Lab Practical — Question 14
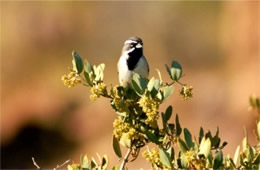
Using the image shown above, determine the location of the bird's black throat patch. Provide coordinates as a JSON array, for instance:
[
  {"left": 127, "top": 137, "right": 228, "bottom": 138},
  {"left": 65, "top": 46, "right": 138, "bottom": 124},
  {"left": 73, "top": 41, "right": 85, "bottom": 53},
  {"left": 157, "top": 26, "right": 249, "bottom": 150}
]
[{"left": 127, "top": 48, "right": 143, "bottom": 71}]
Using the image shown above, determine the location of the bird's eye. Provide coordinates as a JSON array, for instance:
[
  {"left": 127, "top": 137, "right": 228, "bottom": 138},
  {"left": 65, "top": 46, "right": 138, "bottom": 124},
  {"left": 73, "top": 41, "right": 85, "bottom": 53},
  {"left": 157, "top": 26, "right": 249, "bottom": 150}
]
[{"left": 130, "top": 43, "right": 136, "bottom": 47}]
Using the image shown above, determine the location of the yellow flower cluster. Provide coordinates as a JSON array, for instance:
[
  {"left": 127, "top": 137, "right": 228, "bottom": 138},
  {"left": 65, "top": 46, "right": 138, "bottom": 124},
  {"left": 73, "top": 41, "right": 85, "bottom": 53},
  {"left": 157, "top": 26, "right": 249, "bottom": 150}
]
[
  {"left": 113, "top": 119, "right": 145, "bottom": 143},
  {"left": 143, "top": 148, "right": 170, "bottom": 169},
  {"left": 110, "top": 86, "right": 132, "bottom": 113},
  {"left": 146, "top": 111, "right": 159, "bottom": 127},
  {"left": 113, "top": 119, "right": 131, "bottom": 139},
  {"left": 185, "top": 150, "right": 206, "bottom": 169},
  {"left": 180, "top": 84, "right": 193, "bottom": 100},
  {"left": 143, "top": 148, "right": 161, "bottom": 166},
  {"left": 127, "top": 127, "right": 145, "bottom": 142},
  {"left": 61, "top": 71, "right": 81, "bottom": 88},
  {"left": 112, "top": 97, "right": 130, "bottom": 113},
  {"left": 138, "top": 95, "right": 160, "bottom": 126},
  {"left": 67, "top": 164, "right": 81, "bottom": 170},
  {"left": 90, "top": 82, "right": 107, "bottom": 101},
  {"left": 185, "top": 150, "right": 196, "bottom": 163}
]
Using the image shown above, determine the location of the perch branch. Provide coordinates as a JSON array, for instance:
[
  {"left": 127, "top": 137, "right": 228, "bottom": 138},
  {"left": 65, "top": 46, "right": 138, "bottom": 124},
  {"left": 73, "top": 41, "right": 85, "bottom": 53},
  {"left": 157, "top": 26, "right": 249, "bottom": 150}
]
[{"left": 120, "top": 148, "right": 132, "bottom": 170}]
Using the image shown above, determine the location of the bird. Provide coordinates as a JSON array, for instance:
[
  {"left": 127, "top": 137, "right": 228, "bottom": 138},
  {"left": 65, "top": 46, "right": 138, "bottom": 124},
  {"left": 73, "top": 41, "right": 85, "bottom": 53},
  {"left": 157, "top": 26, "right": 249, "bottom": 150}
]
[{"left": 117, "top": 36, "right": 149, "bottom": 86}]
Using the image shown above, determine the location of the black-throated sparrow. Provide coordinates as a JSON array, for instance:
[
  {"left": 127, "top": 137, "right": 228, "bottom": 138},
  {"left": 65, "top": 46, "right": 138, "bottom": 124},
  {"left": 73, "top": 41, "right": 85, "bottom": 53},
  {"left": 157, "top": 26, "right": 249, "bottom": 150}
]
[{"left": 117, "top": 36, "right": 149, "bottom": 86}]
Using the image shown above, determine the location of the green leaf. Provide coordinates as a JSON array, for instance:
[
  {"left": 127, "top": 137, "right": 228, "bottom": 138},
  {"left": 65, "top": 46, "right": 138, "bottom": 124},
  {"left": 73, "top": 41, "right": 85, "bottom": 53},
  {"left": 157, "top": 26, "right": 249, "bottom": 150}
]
[
  {"left": 233, "top": 146, "right": 240, "bottom": 165},
  {"left": 96, "top": 153, "right": 102, "bottom": 164},
  {"left": 119, "top": 133, "right": 131, "bottom": 148},
  {"left": 168, "top": 123, "right": 175, "bottom": 133},
  {"left": 72, "top": 50, "right": 84, "bottom": 74},
  {"left": 170, "top": 61, "right": 182, "bottom": 81},
  {"left": 253, "top": 153, "right": 260, "bottom": 164},
  {"left": 165, "top": 106, "right": 172, "bottom": 122},
  {"left": 199, "top": 137, "right": 211, "bottom": 158},
  {"left": 145, "top": 131, "right": 160, "bottom": 144},
  {"left": 175, "top": 114, "right": 182, "bottom": 136},
  {"left": 90, "top": 159, "right": 97, "bottom": 169},
  {"left": 177, "top": 153, "right": 182, "bottom": 168},
  {"left": 132, "top": 73, "right": 148, "bottom": 95},
  {"left": 81, "top": 154, "right": 89, "bottom": 169},
  {"left": 159, "top": 148, "right": 173, "bottom": 168},
  {"left": 94, "top": 63, "right": 105, "bottom": 82},
  {"left": 147, "top": 77, "right": 160, "bottom": 97},
  {"left": 212, "top": 128, "right": 220, "bottom": 148},
  {"left": 205, "top": 131, "right": 212, "bottom": 139},
  {"left": 180, "top": 152, "right": 188, "bottom": 168},
  {"left": 255, "top": 97, "right": 260, "bottom": 106},
  {"left": 101, "top": 155, "right": 108, "bottom": 169},
  {"left": 199, "top": 127, "right": 204, "bottom": 144},
  {"left": 211, "top": 137, "right": 220, "bottom": 149},
  {"left": 113, "top": 136, "right": 122, "bottom": 158},
  {"left": 157, "top": 91, "right": 163, "bottom": 101},
  {"left": 147, "top": 77, "right": 155, "bottom": 91},
  {"left": 184, "top": 128, "right": 194, "bottom": 149},
  {"left": 250, "top": 95, "right": 260, "bottom": 113},
  {"left": 165, "top": 64, "right": 172, "bottom": 78},
  {"left": 152, "top": 79, "right": 160, "bottom": 91},
  {"left": 208, "top": 154, "right": 213, "bottom": 166},
  {"left": 213, "top": 150, "right": 223, "bottom": 169},
  {"left": 126, "top": 88, "right": 138, "bottom": 100},
  {"left": 161, "top": 112, "right": 168, "bottom": 133},
  {"left": 84, "top": 60, "right": 92, "bottom": 73},
  {"left": 249, "top": 95, "right": 255, "bottom": 107},
  {"left": 111, "top": 166, "right": 120, "bottom": 170},
  {"left": 212, "top": 138, "right": 220, "bottom": 149},
  {"left": 177, "top": 138, "right": 189, "bottom": 153},
  {"left": 162, "top": 85, "right": 174, "bottom": 102},
  {"left": 247, "top": 146, "right": 254, "bottom": 162},
  {"left": 256, "top": 98, "right": 260, "bottom": 112},
  {"left": 257, "top": 121, "right": 260, "bottom": 141},
  {"left": 242, "top": 136, "right": 248, "bottom": 152},
  {"left": 221, "top": 141, "right": 228, "bottom": 148},
  {"left": 155, "top": 68, "right": 163, "bottom": 84},
  {"left": 84, "top": 72, "right": 93, "bottom": 86},
  {"left": 228, "top": 157, "right": 237, "bottom": 169},
  {"left": 167, "top": 147, "right": 175, "bottom": 161}
]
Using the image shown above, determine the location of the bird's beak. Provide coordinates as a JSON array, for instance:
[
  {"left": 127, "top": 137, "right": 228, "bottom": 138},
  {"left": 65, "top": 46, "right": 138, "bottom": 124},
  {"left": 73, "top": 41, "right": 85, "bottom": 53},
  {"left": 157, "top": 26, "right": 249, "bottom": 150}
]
[{"left": 136, "top": 43, "right": 142, "bottom": 48}]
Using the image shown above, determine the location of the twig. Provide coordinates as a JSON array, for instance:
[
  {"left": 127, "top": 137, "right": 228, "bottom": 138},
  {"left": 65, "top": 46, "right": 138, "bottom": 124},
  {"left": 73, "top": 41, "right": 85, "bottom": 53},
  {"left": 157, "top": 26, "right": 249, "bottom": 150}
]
[
  {"left": 54, "top": 159, "right": 71, "bottom": 170},
  {"left": 32, "top": 157, "right": 41, "bottom": 169},
  {"left": 32, "top": 157, "right": 70, "bottom": 170},
  {"left": 82, "top": 82, "right": 90, "bottom": 87},
  {"left": 175, "top": 80, "right": 185, "bottom": 86},
  {"left": 102, "top": 93, "right": 113, "bottom": 99},
  {"left": 129, "top": 148, "right": 140, "bottom": 162},
  {"left": 166, "top": 81, "right": 176, "bottom": 86},
  {"left": 120, "top": 148, "right": 132, "bottom": 170}
]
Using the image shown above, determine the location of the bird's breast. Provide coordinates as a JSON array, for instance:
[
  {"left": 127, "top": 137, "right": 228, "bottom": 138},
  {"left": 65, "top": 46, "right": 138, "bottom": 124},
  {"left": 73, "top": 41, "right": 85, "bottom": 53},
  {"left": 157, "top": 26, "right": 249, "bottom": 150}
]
[
  {"left": 127, "top": 48, "right": 143, "bottom": 70},
  {"left": 133, "top": 56, "right": 149, "bottom": 78}
]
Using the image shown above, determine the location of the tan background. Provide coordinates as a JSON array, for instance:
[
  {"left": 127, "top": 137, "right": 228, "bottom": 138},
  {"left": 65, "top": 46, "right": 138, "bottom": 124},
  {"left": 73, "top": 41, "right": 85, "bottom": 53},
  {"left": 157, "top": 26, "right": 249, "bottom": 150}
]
[{"left": 1, "top": 1, "right": 259, "bottom": 169}]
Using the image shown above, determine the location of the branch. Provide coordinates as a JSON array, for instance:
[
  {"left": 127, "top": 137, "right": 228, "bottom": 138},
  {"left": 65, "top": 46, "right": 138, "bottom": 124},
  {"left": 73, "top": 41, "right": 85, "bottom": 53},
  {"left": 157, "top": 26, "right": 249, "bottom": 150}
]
[
  {"left": 32, "top": 157, "right": 70, "bottom": 170},
  {"left": 32, "top": 157, "right": 40, "bottom": 169},
  {"left": 120, "top": 148, "right": 132, "bottom": 170},
  {"left": 53, "top": 159, "right": 71, "bottom": 170}
]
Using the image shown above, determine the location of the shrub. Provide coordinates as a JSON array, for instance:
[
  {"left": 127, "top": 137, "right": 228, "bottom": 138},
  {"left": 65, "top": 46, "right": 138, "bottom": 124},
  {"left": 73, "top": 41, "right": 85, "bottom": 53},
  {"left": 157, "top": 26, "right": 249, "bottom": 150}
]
[{"left": 58, "top": 51, "right": 260, "bottom": 170}]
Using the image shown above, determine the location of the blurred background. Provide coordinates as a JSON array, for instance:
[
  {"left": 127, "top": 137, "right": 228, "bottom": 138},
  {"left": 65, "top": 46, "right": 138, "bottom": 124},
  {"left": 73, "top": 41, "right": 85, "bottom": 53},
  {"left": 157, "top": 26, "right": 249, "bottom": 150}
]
[{"left": 1, "top": 1, "right": 259, "bottom": 169}]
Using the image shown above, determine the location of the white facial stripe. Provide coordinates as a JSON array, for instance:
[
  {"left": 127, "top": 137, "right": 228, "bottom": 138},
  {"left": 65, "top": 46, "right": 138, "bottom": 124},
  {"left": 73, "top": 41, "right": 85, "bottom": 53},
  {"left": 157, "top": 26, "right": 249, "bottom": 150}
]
[
  {"left": 124, "top": 40, "right": 137, "bottom": 45},
  {"left": 135, "top": 43, "right": 142, "bottom": 48},
  {"left": 125, "top": 47, "right": 135, "bottom": 53}
]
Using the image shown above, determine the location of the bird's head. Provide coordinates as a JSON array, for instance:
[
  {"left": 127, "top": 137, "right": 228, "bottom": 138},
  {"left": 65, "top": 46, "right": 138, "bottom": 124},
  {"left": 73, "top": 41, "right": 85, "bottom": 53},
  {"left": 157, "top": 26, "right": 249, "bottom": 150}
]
[{"left": 122, "top": 36, "right": 143, "bottom": 55}]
